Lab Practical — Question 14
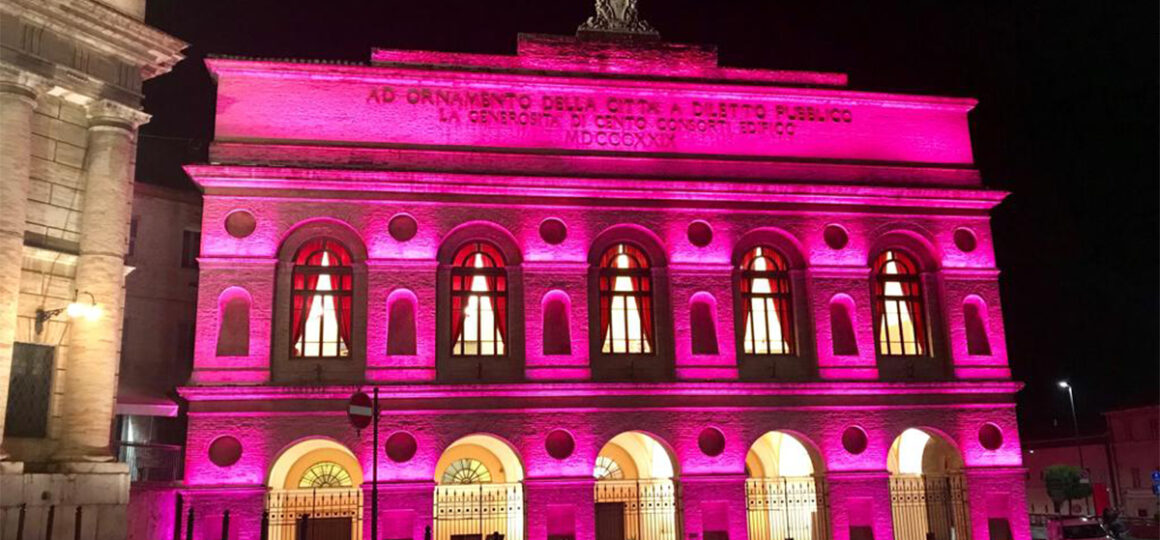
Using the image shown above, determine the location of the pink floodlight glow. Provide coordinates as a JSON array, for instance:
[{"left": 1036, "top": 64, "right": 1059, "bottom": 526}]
[{"left": 153, "top": 27, "right": 1032, "bottom": 540}]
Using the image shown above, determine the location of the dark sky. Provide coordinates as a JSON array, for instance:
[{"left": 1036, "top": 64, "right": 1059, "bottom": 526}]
[{"left": 137, "top": 1, "right": 1159, "bottom": 440}]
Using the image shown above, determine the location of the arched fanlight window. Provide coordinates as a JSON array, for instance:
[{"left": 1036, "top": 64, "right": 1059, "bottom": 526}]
[
  {"left": 739, "top": 246, "right": 795, "bottom": 355},
  {"left": 594, "top": 456, "right": 624, "bottom": 481},
  {"left": 441, "top": 458, "right": 492, "bottom": 485},
  {"left": 298, "top": 461, "right": 353, "bottom": 489},
  {"left": 873, "top": 250, "right": 928, "bottom": 356},
  {"left": 291, "top": 238, "right": 353, "bottom": 358},
  {"left": 598, "top": 243, "right": 653, "bottom": 354},
  {"left": 450, "top": 242, "right": 507, "bottom": 356}
]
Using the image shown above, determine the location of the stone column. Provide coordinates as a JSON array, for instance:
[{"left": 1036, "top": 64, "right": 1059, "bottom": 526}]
[
  {"left": 54, "top": 100, "right": 148, "bottom": 463},
  {"left": 0, "top": 70, "right": 42, "bottom": 461}
]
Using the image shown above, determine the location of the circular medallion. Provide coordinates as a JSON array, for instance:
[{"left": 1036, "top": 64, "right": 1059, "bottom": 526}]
[
  {"left": 953, "top": 228, "right": 978, "bottom": 253},
  {"left": 687, "top": 221, "right": 713, "bottom": 247},
  {"left": 697, "top": 426, "right": 726, "bottom": 457},
  {"left": 823, "top": 224, "right": 849, "bottom": 250},
  {"left": 385, "top": 432, "right": 418, "bottom": 463},
  {"left": 539, "top": 218, "right": 568, "bottom": 245},
  {"left": 978, "top": 423, "right": 1003, "bottom": 451},
  {"left": 388, "top": 214, "right": 418, "bottom": 242},
  {"left": 841, "top": 426, "right": 868, "bottom": 455},
  {"left": 208, "top": 436, "right": 243, "bottom": 467},
  {"left": 545, "top": 429, "right": 576, "bottom": 460},
  {"left": 224, "top": 211, "right": 256, "bottom": 239}
]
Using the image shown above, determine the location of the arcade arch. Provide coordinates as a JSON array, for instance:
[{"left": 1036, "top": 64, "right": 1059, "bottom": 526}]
[
  {"left": 594, "top": 431, "right": 680, "bottom": 540},
  {"left": 433, "top": 434, "right": 525, "bottom": 540},
  {"left": 887, "top": 428, "right": 970, "bottom": 540},
  {"left": 745, "top": 431, "right": 829, "bottom": 540},
  {"left": 266, "top": 438, "right": 364, "bottom": 540}
]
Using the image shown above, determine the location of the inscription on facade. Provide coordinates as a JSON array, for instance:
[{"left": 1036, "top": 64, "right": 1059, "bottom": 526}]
[{"left": 365, "top": 85, "right": 854, "bottom": 151}]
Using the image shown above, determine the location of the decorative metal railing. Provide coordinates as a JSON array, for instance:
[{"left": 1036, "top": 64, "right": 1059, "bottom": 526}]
[
  {"left": 594, "top": 479, "right": 682, "bottom": 540},
  {"left": 433, "top": 482, "right": 524, "bottom": 540},
  {"left": 265, "top": 488, "right": 363, "bottom": 540},
  {"left": 745, "top": 476, "right": 830, "bottom": 540},
  {"left": 889, "top": 474, "right": 970, "bottom": 540}
]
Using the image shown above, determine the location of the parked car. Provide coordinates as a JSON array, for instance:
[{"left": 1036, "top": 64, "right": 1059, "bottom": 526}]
[{"left": 1048, "top": 517, "right": 1114, "bottom": 540}]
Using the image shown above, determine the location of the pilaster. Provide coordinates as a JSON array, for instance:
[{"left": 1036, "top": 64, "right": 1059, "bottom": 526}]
[
  {"left": 825, "top": 470, "right": 895, "bottom": 540},
  {"left": 679, "top": 473, "right": 749, "bottom": 540}
]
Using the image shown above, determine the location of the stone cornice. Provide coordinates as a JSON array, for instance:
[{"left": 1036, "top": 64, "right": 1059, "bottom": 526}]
[{"left": 1, "top": 0, "right": 186, "bottom": 80}]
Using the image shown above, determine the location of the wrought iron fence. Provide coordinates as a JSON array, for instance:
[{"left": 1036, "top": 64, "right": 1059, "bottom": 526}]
[
  {"left": 745, "top": 476, "right": 830, "bottom": 540},
  {"left": 889, "top": 474, "right": 970, "bottom": 540},
  {"left": 433, "top": 483, "right": 524, "bottom": 540},
  {"left": 594, "top": 479, "right": 682, "bottom": 540},
  {"left": 265, "top": 488, "right": 363, "bottom": 540}
]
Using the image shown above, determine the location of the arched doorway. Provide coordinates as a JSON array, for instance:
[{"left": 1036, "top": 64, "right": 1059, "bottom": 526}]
[
  {"left": 594, "top": 432, "right": 681, "bottom": 540},
  {"left": 266, "top": 438, "right": 364, "bottom": 540},
  {"left": 433, "top": 434, "right": 525, "bottom": 540},
  {"left": 745, "top": 431, "right": 829, "bottom": 540},
  {"left": 887, "top": 428, "right": 970, "bottom": 540}
]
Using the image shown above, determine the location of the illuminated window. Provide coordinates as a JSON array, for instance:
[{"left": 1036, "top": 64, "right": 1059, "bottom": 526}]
[
  {"left": 873, "top": 250, "right": 928, "bottom": 356},
  {"left": 450, "top": 242, "right": 507, "bottom": 356},
  {"left": 291, "top": 238, "right": 353, "bottom": 358},
  {"left": 739, "top": 247, "right": 795, "bottom": 355},
  {"left": 594, "top": 456, "right": 624, "bottom": 480},
  {"left": 441, "top": 458, "right": 492, "bottom": 484},
  {"left": 599, "top": 243, "right": 653, "bottom": 354},
  {"left": 298, "top": 461, "right": 353, "bottom": 488}
]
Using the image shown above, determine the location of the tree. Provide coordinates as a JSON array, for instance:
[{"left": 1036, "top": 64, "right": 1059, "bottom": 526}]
[{"left": 1044, "top": 464, "right": 1092, "bottom": 514}]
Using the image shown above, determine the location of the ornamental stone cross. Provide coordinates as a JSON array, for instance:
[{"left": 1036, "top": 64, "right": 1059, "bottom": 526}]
[{"left": 578, "top": 0, "right": 659, "bottom": 36}]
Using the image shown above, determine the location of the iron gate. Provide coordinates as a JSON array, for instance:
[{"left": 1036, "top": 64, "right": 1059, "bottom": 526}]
[
  {"left": 594, "top": 479, "right": 682, "bottom": 540},
  {"left": 889, "top": 474, "right": 970, "bottom": 540},
  {"left": 265, "top": 488, "right": 363, "bottom": 540},
  {"left": 745, "top": 477, "right": 830, "bottom": 540},
  {"left": 433, "top": 483, "right": 524, "bottom": 540}
]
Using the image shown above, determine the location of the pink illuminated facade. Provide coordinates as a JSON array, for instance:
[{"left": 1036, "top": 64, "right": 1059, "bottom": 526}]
[{"left": 164, "top": 24, "right": 1029, "bottom": 540}]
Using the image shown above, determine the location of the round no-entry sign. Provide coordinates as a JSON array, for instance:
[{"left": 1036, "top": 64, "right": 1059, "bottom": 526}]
[{"left": 348, "top": 392, "right": 374, "bottom": 429}]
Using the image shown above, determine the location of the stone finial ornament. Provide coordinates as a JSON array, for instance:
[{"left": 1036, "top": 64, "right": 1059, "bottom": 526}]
[{"left": 578, "top": 0, "right": 659, "bottom": 36}]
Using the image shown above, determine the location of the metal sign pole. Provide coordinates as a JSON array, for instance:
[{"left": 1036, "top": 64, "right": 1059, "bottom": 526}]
[{"left": 372, "top": 386, "right": 380, "bottom": 540}]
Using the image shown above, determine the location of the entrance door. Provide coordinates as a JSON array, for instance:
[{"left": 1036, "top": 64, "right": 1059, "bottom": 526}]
[
  {"left": 297, "top": 517, "right": 353, "bottom": 540},
  {"left": 596, "top": 502, "right": 627, "bottom": 540}
]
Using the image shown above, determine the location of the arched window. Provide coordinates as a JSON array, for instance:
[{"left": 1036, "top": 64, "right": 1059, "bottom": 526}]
[
  {"left": 441, "top": 458, "right": 492, "bottom": 485},
  {"left": 298, "top": 461, "right": 354, "bottom": 489},
  {"left": 594, "top": 456, "right": 624, "bottom": 480},
  {"left": 291, "top": 238, "right": 353, "bottom": 358},
  {"left": 598, "top": 243, "right": 653, "bottom": 354},
  {"left": 450, "top": 242, "right": 507, "bottom": 356},
  {"left": 873, "top": 250, "right": 928, "bottom": 356},
  {"left": 739, "top": 246, "right": 794, "bottom": 355}
]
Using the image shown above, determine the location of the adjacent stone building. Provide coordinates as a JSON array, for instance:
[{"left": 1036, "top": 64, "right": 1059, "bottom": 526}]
[
  {"left": 168, "top": 8, "right": 1032, "bottom": 540},
  {"left": 0, "top": 0, "right": 184, "bottom": 537}
]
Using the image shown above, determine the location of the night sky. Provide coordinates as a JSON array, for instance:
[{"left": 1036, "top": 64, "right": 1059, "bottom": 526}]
[{"left": 137, "top": 0, "right": 1159, "bottom": 440}]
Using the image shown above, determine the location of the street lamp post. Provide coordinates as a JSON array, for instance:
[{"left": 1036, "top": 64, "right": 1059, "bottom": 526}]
[{"left": 1058, "top": 380, "right": 1091, "bottom": 514}]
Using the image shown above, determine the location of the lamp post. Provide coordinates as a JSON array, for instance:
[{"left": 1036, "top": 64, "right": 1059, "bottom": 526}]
[{"left": 1058, "top": 380, "right": 1091, "bottom": 514}]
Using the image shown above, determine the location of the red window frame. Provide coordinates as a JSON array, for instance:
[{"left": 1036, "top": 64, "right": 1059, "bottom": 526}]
[
  {"left": 872, "top": 250, "right": 929, "bottom": 356},
  {"left": 598, "top": 243, "right": 654, "bottom": 355},
  {"left": 290, "top": 238, "right": 353, "bottom": 359},
  {"left": 738, "top": 246, "right": 795, "bottom": 355},
  {"left": 449, "top": 241, "right": 508, "bottom": 357}
]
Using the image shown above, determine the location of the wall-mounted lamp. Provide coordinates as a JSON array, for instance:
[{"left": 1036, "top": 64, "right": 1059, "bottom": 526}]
[{"left": 34, "top": 291, "right": 101, "bottom": 335}]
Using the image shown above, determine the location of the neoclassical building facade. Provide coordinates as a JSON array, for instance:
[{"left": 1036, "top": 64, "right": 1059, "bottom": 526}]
[{"left": 172, "top": 21, "right": 1029, "bottom": 540}]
